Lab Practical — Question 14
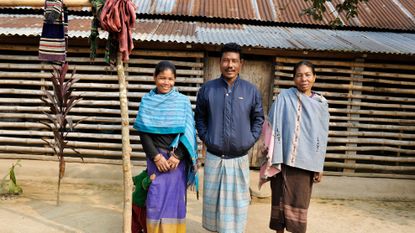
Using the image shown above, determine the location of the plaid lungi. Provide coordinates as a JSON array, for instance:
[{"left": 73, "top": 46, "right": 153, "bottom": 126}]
[{"left": 202, "top": 151, "right": 250, "bottom": 233}]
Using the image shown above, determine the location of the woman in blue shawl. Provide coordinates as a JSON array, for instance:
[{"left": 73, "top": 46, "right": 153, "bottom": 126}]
[
  {"left": 265, "top": 61, "right": 329, "bottom": 233},
  {"left": 133, "top": 61, "right": 198, "bottom": 233}
]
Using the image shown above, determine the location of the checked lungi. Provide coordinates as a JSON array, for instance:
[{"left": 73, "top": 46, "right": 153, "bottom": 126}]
[{"left": 202, "top": 151, "right": 250, "bottom": 233}]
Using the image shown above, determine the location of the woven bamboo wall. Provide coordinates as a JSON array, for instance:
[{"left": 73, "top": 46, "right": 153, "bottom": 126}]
[
  {"left": 273, "top": 57, "right": 415, "bottom": 179},
  {"left": 0, "top": 44, "right": 204, "bottom": 165}
]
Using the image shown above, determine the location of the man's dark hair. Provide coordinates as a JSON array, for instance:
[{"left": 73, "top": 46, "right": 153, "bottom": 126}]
[{"left": 221, "top": 43, "right": 243, "bottom": 59}]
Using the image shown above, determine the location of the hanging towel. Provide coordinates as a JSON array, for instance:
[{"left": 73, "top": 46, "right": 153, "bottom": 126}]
[{"left": 100, "top": 0, "right": 136, "bottom": 64}]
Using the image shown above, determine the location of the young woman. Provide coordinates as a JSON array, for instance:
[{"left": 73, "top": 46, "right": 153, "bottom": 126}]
[{"left": 133, "top": 61, "right": 198, "bottom": 233}]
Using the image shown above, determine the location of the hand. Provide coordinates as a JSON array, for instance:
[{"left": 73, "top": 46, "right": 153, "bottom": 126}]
[
  {"left": 313, "top": 172, "right": 323, "bottom": 183},
  {"left": 167, "top": 153, "right": 180, "bottom": 170},
  {"left": 154, "top": 154, "right": 170, "bottom": 172},
  {"left": 149, "top": 173, "right": 156, "bottom": 181}
]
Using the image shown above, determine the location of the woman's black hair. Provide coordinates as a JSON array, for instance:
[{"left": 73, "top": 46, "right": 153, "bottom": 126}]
[
  {"left": 221, "top": 42, "right": 243, "bottom": 59},
  {"left": 154, "top": 60, "right": 176, "bottom": 78},
  {"left": 293, "top": 60, "right": 316, "bottom": 77}
]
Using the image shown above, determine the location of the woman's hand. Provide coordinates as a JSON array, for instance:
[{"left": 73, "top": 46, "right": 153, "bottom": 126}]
[
  {"left": 154, "top": 154, "right": 170, "bottom": 172},
  {"left": 313, "top": 172, "right": 323, "bottom": 183},
  {"left": 167, "top": 153, "right": 180, "bottom": 170}
]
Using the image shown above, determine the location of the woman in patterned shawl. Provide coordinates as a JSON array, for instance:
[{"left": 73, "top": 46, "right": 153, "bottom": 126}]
[
  {"left": 133, "top": 61, "right": 198, "bottom": 233},
  {"left": 266, "top": 60, "right": 330, "bottom": 233}
]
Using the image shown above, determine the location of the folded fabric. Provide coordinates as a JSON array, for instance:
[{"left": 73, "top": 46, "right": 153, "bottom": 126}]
[
  {"left": 100, "top": 0, "right": 136, "bottom": 64},
  {"left": 258, "top": 118, "right": 281, "bottom": 190}
]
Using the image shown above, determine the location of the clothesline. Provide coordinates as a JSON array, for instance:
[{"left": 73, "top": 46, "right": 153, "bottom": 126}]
[{"left": 0, "top": 0, "right": 90, "bottom": 7}]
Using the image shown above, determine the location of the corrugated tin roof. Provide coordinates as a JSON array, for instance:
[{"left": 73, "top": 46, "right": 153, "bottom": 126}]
[
  {"left": 0, "top": 15, "right": 414, "bottom": 55},
  {"left": 133, "top": 0, "right": 415, "bottom": 30}
]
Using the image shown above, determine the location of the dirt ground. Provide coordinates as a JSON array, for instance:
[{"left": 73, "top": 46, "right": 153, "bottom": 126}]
[{"left": 1, "top": 160, "right": 414, "bottom": 233}]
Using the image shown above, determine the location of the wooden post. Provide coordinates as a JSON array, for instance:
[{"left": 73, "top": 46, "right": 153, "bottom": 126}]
[{"left": 117, "top": 52, "right": 133, "bottom": 233}]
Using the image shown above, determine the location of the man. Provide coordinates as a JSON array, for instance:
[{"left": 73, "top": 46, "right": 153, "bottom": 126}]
[{"left": 195, "top": 43, "right": 264, "bottom": 233}]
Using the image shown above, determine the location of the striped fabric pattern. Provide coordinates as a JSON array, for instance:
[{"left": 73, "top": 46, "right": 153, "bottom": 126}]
[
  {"left": 134, "top": 88, "right": 199, "bottom": 189},
  {"left": 202, "top": 152, "right": 250, "bottom": 233},
  {"left": 39, "top": 1, "right": 67, "bottom": 62}
]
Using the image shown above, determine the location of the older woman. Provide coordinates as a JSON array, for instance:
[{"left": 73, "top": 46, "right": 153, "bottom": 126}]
[
  {"left": 133, "top": 61, "right": 198, "bottom": 233},
  {"left": 264, "top": 60, "right": 329, "bottom": 233}
]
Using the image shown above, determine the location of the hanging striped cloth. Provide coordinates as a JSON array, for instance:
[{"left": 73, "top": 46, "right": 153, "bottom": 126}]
[{"left": 39, "top": 0, "right": 68, "bottom": 62}]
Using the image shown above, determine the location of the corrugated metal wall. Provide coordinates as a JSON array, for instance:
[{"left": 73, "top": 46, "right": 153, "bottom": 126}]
[
  {"left": 0, "top": 44, "right": 204, "bottom": 165},
  {"left": 273, "top": 57, "right": 415, "bottom": 179}
]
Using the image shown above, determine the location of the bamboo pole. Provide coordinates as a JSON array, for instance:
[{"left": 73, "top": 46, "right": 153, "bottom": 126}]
[
  {"left": 0, "top": 129, "right": 141, "bottom": 140},
  {"left": 117, "top": 53, "right": 133, "bottom": 233},
  {"left": 0, "top": 71, "right": 203, "bottom": 84},
  {"left": 324, "top": 171, "right": 415, "bottom": 180},
  {"left": 0, "top": 0, "right": 89, "bottom": 7},
  {"left": 325, "top": 153, "right": 415, "bottom": 162},
  {"left": 0, "top": 136, "right": 144, "bottom": 150},
  {"left": 328, "top": 131, "right": 415, "bottom": 139},
  {"left": 275, "top": 57, "right": 415, "bottom": 71},
  {"left": 0, "top": 153, "right": 146, "bottom": 166},
  {"left": 0, "top": 145, "right": 146, "bottom": 157},
  {"left": 324, "top": 162, "right": 415, "bottom": 171}
]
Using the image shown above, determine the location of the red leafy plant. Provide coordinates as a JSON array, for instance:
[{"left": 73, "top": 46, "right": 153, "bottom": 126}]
[{"left": 40, "top": 62, "right": 83, "bottom": 205}]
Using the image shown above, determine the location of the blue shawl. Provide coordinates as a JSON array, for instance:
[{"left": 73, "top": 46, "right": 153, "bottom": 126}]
[
  {"left": 133, "top": 88, "right": 199, "bottom": 189},
  {"left": 269, "top": 87, "right": 329, "bottom": 172}
]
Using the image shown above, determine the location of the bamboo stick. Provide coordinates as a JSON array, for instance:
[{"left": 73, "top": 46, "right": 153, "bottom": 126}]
[
  {"left": 274, "top": 80, "right": 415, "bottom": 94},
  {"left": 327, "top": 108, "right": 415, "bottom": 117},
  {"left": 0, "top": 99, "right": 142, "bottom": 110},
  {"left": 328, "top": 131, "right": 415, "bottom": 139},
  {"left": 326, "top": 100, "right": 415, "bottom": 110},
  {"left": 323, "top": 171, "right": 415, "bottom": 179},
  {"left": 275, "top": 57, "right": 415, "bottom": 71},
  {"left": 0, "top": 55, "right": 205, "bottom": 68},
  {"left": 274, "top": 70, "right": 415, "bottom": 86},
  {"left": 327, "top": 146, "right": 415, "bottom": 154},
  {"left": 329, "top": 115, "right": 415, "bottom": 124},
  {"left": 0, "top": 0, "right": 90, "bottom": 7},
  {"left": 0, "top": 153, "right": 146, "bottom": 166},
  {"left": 329, "top": 122, "right": 415, "bottom": 131},
  {"left": 273, "top": 89, "right": 415, "bottom": 103},
  {"left": 0, "top": 63, "right": 204, "bottom": 76},
  {"left": 0, "top": 136, "right": 144, "bottom": 150},
  {"left": 0, "top": 89, "right": 197, "bottom": 101},
  {"left": 275, "top": 66, "right": 415, "bottom": 80},
  {"left": 328, "top": 138, "right": 415, "bottom": 146},
  {"left": 0, "top": 71, "right": 203, "bottom": 84},
  {"left": 0, "top": 145, "right": 145, "bottom": 157},
  {"left": 325, "top": 153, "right": 415, "bottom": 162},
  {"left": 0, "top": 79, "right": 200, "bottom": 92},
  {"left": 0, "top": 44, "right": 205, "bottom": 59},
  {"left": 0, "top": 130, "right": 141, "bottom": 140},
  {"left": 324, "top": 162, "right": 415, "bottom": 171}
]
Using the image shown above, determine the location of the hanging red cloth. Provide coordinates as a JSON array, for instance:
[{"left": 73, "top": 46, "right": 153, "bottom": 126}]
[{"left": 100, "top": 0, "right": 136, "bottom": 62}]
